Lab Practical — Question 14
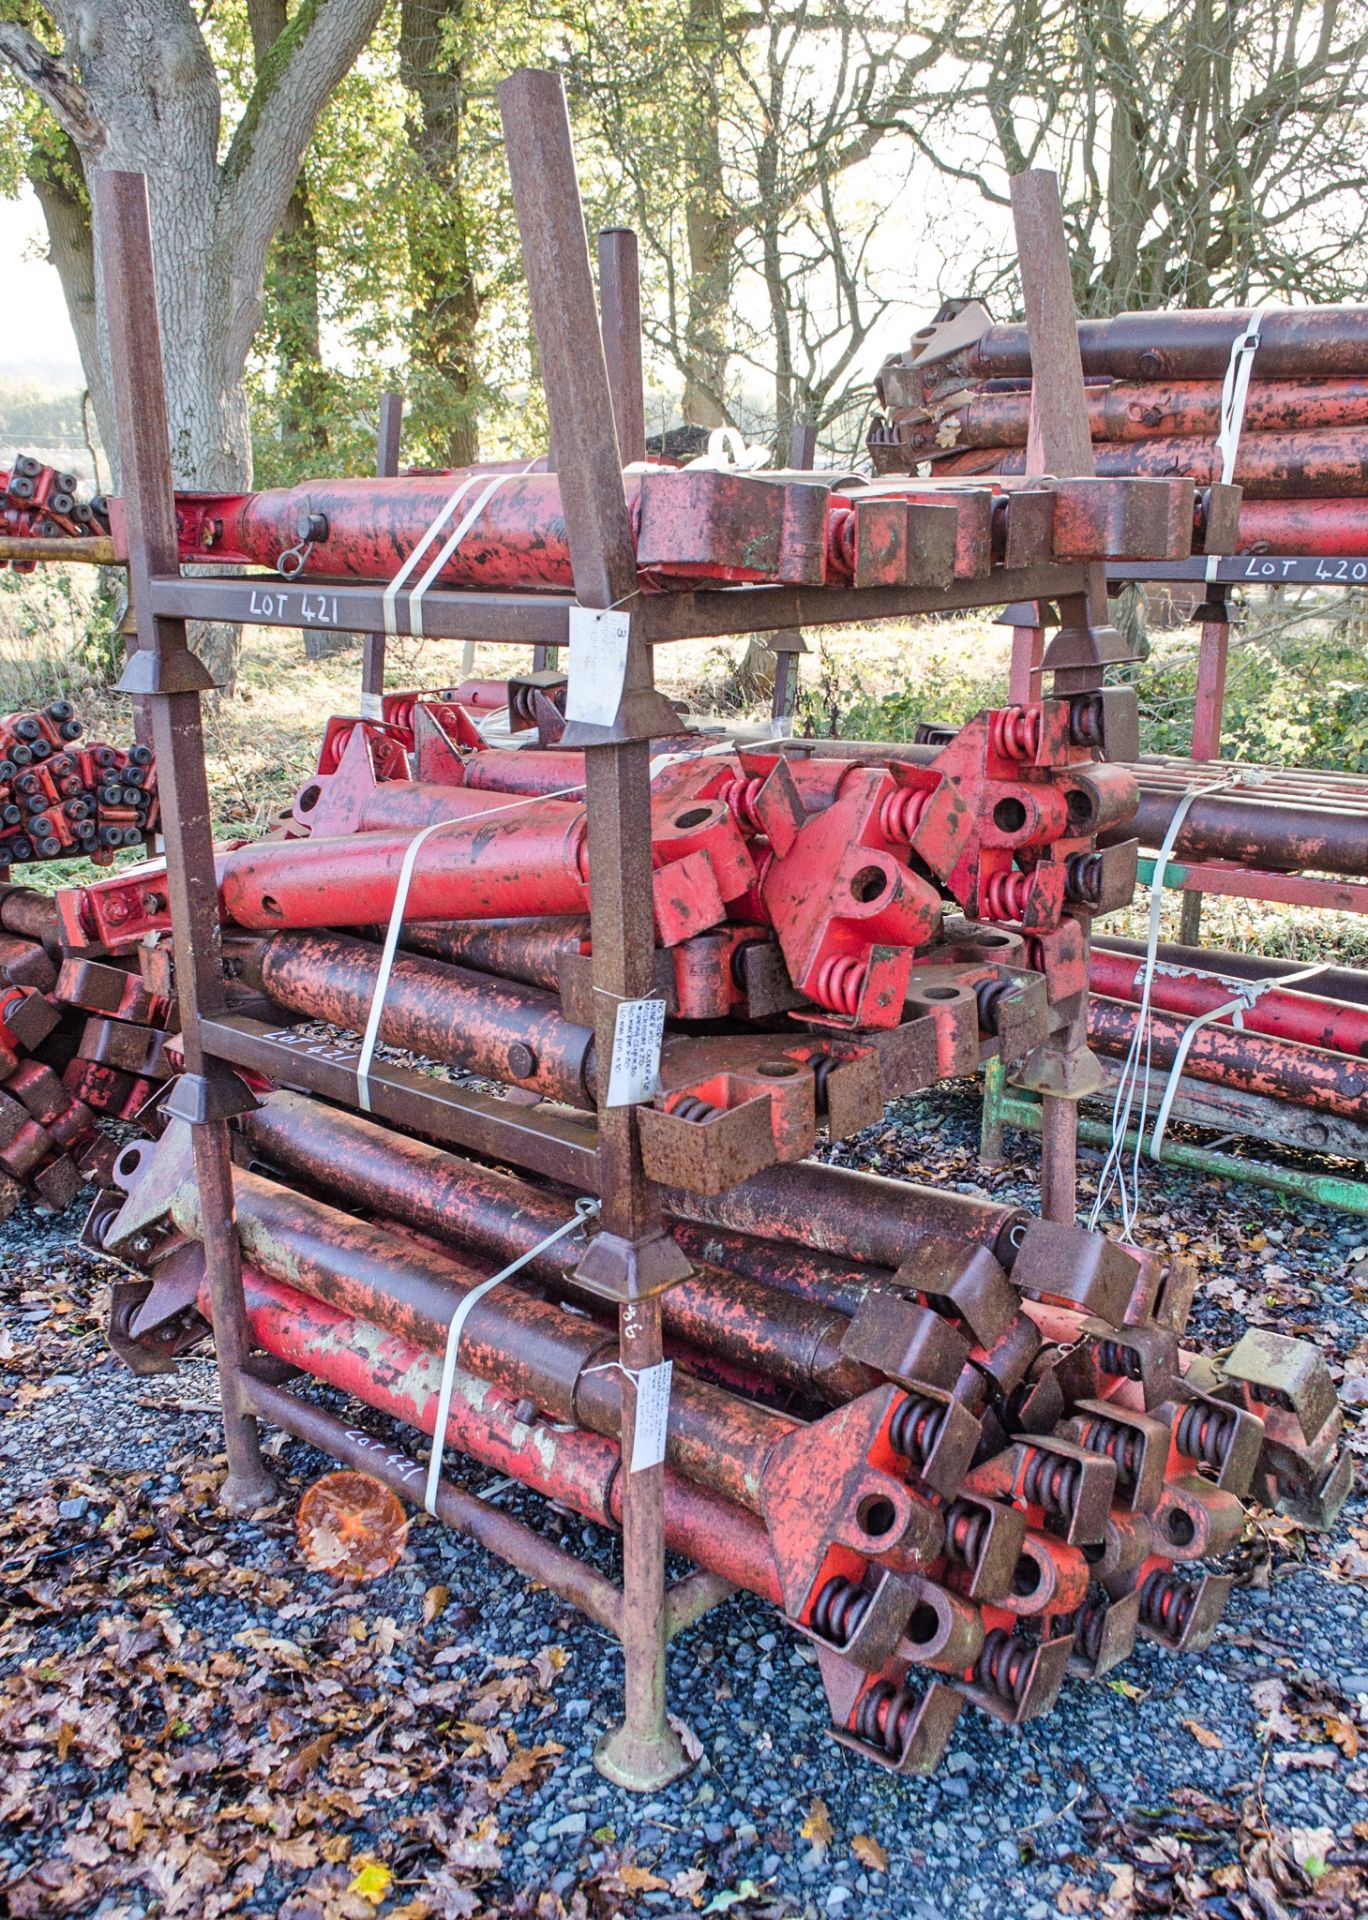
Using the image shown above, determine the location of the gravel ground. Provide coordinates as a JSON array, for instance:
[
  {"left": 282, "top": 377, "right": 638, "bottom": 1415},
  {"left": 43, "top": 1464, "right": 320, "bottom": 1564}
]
[{"left": 2, "top": 1092, "right": 1366, "bottom": 1919}]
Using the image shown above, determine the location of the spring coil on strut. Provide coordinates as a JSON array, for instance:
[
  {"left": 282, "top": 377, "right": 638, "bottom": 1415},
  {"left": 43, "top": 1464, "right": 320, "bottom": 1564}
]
[
  {"left": 974, "top": 977, "right": 1015, "bottom": 1035},
  {"left": 987, "top": 706, "right": 1043, "bottom": 761},
  {"left": 878, "top": 785, "right": 933, "bottom": 843},
  {"left": 854, "top": 1678, "right": 919, "bottom": 1756},
  {"left": 718, "top": 772, "right": 766, "bottom": 833},
  {"left": 812, "top": 1574, "right": 873, "bottom": 1646},
  {"left": 1069, "top": 1600, "right": 1108, "bottom": 1665},
  {"left": 1068, "top": 693, "right": 1105, "bottom": 749},
  {"left": 808, "top": 1050, "right": 838, "bottom": 1114},
  {"left": 975, "top": 1627, "right": 1031, "bottom": 1704},
  {"left": 943, "top": 1498, "right": 987, "bottom": 1567},
  {"left": 812, "top": 952, "right": 865, "bottom": 1015},
  {"left": 1022, "top": 1448, "right": 1081, "bottom": 1519},
  {"left": 384, "top": 694, "right": 418, "bottom": 735},
  {"left": 1139, "top": 1565, "right": 1198, "bottom": 1642},
  {"left": 889, "top": 1392, "right": 947, "bottom": 1468},
  {"left": 1096, "top": 1339, "right": 1145, "bottom": 1382},
  {"left": 1175, "top": 1399, "right": 1240, "bottom": 1470},
  {"left": 670, "top": 1095, "right": 723, "bottom": 1124},
  {"left": 1064, "top": 851, "right": 1103, "bottom": 906},
  {"left": 981, "top": 869, "right": 1032, "bottom": 921},
  {"left": 317, "top": 724, "right": 356, "bottom": 774},
  {"left": 825, "top": 506, "right": 858, "bottom": 582},
  {"left": 1073, "top": 1412, "right": 1145, "bottom": 1490}
]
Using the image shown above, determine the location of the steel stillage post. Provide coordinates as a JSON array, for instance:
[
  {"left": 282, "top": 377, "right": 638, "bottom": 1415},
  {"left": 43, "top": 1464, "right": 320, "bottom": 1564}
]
[
  {"left": 1010, "top": 168, "right": 1097, "bottom": 1225},
  {"left": 1179, "top": 587, "right": 1230, "bottom": 943},
  {"left": 360, "top": 393, "right": 405, "bottom": 707},
  {"left": 499, "top": 68, "right": 695, "bottom": 1791},
  {"left": 92, "top": 171, "right": 276, "bottom": 1511}
]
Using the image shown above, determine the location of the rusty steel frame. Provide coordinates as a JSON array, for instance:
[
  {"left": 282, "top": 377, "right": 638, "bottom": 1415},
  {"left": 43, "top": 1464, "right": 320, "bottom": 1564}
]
[{"left": 90, "top": 91, "right": 1120, "bottom": 1795}]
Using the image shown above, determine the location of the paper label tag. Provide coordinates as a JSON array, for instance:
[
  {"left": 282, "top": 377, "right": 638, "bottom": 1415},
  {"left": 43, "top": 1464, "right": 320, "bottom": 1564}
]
[
  {"left": 566, "top": 605, "right": 631, "bottom": 727},
  {"left": 630, "top": 1360, "right": 674, "bottom": 1471},
  {"left": 606, "top": 996, "right": 665, "bottom": 1107}
]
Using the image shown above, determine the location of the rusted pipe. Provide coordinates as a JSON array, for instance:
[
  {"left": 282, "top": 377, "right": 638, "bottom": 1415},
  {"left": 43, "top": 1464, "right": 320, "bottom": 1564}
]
[
  {"left": 232, "top": 929, "right": 597, "bottom": 1106},
  {"left": 174, "top": 1163, "right": 796, "bottom": 1513},
  {"left": 232, "top": 1267, "right": 782, "bottom": 1605},
  {"left": 1090, "top": 947, "right": 1368, "bottom": 1058},
  {"left": 912, "top": 377, "right": 1368, "bottom": 450},
  {"left": 1118, "top": 788, "right": 1368, "bottom": 879},
  {"left": 1087, "top": 997, "right": 1366, "bottom": 1120},
  {"left": 1094, "top": 935, "right": 1368, "bottom": 1010},
  {"left": 240, "top": 1090, "right": 876, "bottom": 1406},
  {"left": 402, "top": 916, "right": 589, "bottom": 990},
  {"left": 973, "top": 306, "right": 1368, "bottom": 381}
]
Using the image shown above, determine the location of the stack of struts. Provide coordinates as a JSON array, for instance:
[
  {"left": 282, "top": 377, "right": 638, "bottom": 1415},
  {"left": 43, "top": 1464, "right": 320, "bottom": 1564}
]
[
  {"left": 1, "top": 457, "right": 111, "bottom": 569},
  {"left": 869, "top": 302, "right": 1368, "bottom": 556},
  {"left": 30, "top": 675, "right": 1349, "bottom": 1774},
  {"left": 0, "top": 704, "right": 158, "bottom": 864}
]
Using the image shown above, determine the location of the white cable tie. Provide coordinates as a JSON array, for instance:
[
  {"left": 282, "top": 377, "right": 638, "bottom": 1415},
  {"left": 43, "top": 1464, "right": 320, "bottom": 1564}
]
[
  {"left": 381, "top": 475, "right": 482, "bottom": 637},
  {"left": 1206, "top": 304, "right": 1274, "bottom": 582},
  {"left": 425, "top": 1197, "right": 599, "bottom": 1514},
  {"left": 353, "top": 781, "right": 589, "bottom": 1111},
  {"left": 358, "top": 690, "right": 385, "bottom": 720}
]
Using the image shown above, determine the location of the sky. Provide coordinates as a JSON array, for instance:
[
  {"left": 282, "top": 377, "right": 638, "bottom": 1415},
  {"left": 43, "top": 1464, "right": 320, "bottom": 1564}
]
[{"left": 0, "top": 190, "right": 84, "bottom": 390}]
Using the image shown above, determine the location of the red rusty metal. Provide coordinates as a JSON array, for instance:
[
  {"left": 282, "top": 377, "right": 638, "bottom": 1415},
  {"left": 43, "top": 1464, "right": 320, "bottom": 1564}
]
[
  {"left": 1089, "top": 947, "right": 1368, "bottom": 1058},
  {"left": 1087, "top": 996, "right": 1365, "bottom": 1119},
  {"left": 926, "top": 428, "right": 1368, "bottom": 498},
  {"left": 1119, "top": 785, "right": 1368, "bottom": 879}
]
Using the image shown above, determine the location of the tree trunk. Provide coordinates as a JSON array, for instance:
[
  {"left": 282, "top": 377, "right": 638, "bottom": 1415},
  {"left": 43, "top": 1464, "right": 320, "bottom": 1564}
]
[
  {"left": 399, "top": 0, "right": 481, "bottom": 469},
  {"left": 680, "top": 0, "right": 732, "bottom": 428}
]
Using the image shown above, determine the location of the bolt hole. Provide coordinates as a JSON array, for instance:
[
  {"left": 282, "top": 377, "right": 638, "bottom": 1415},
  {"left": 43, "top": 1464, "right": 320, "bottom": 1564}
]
[
  {"left": 1065, "top": 789, "right": 1096, "bottom": 830},
  {"left": 905, "top": 1601, "right": 943, "bottom": 1645},
  {"left": 856, "top": 1494, "right": 898, "bottom": 1539},
  {"left": 261, "top": 895, "right": 283, "bottom": 917},
  {"left": 1165, "top": 1508, "right": 1197, "bottom": 1547},
  {"left": 993, "top": 797, "right": 1028, "bottom": 834},
  {"left": 756, "top": 1060, "right": 802, "bottom": 1078},
  {"left": 849, "top": 865, "right": 888, "bottom": 904},
  {"left": 1011, "top": 1552, "right": 1043, "bottom": 1597},
  {"left": 921, "top": 986, "right": 960, "bottom": 1001},
  {"left": 116, "top": 1147, "right": 144, "bottom": 1177},
  {"left": 297, "top": 784, "right": 321, "bottom": 812},
  {"left": 973, "top": 932, "right": 1012, "bottom": 947},
  {"left": 674, "top": 806, "right": 712, "bottom": 830}
]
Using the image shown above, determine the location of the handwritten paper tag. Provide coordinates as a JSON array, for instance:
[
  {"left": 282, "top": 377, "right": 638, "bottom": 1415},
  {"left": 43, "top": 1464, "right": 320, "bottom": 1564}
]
[
  {"left": 630, "top": 1360, "right": 674, "bottom": 1471},
  {"left": 606, "top": 996, "right": 666, "bottom": 1107},
  {"left": 566, "top": 605, "right": 631, "bottom": 727}
]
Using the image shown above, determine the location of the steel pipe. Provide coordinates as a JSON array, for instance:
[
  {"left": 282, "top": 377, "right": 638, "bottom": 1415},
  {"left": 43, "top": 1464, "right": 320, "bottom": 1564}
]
[
  {"left": 913, "top": 378, "right": 1368, "bottom": 451},
  {"left": 1094, "top": 935, "right": 1368, "bottom": 1010},
  {"left": 1089, "top": 948, "right": 1368, "bottom": 1058},
  {"left": 1087, "top": 997, "right": 1366, "bottom": 1119},
  {"left": 1118, "top": 788, "right": 1368, "bottom": 879}
]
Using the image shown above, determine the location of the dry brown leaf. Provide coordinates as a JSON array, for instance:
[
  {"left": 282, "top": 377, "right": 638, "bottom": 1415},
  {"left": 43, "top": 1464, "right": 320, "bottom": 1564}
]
[
  {"left": 1323, "top": 1714, "right": 1360, "bottom": 1758},
  {"left": 851, "top": 1834, "right": 888, "bottom": 1873},
  {"left": 1056, "top": 1886, "right": 1094, "bottom": 1914},
  {"left": 671, "top": 1866, "right": 708, "bottom": 1906},
  {"left": 612, "top": 1866, "right": 669, "bottom": 1893},
  {"left": 1182, "top": 1718, "right": 1225, "bottom": 1751},
  {"left": 801, "top": 1797, "right": 834, "bottom": 1855}
]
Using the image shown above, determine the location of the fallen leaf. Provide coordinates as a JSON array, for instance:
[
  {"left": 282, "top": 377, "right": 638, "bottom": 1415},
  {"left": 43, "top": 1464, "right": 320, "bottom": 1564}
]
[
  {"left": 348, "top": 1857, "right": 393, "bottom": 1903},
  {"left": 671, "top": 1867, "right": 708, "bottom": 1906},
  {"left": 1056, "top": 1886, "right": 1093, "bottom": 1914},
  {"left": 704, "top": 1882, "right": 769, "bottom": 1916},
  {"left": 801, "top": 1797, "right": 833, "bottom": 1855},
  {"left": 851, "top": 1834, "right": 888, "bottom": 1873},
  {"left": 423, "top": 1584, "right": 450, "bottom": 1624},
  {"left": 1183, "top": 1718, "right": 1224, "bottom": 1751}
]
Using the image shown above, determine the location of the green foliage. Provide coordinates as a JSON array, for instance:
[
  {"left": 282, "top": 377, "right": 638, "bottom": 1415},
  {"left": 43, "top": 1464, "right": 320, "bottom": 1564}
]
[{"left": 0, "top": 562, "right": 122, "bottom": 703}]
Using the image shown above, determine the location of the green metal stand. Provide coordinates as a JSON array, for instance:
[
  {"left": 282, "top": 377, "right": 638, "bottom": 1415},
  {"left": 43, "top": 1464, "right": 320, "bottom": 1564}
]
[{"left": 980, "top": 1055, "right": 1368, "bottom": 1216}]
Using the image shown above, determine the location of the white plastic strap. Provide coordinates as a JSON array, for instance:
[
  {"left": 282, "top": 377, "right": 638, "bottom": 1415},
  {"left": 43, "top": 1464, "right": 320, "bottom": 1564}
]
[
  {"left": 1206, "top": 304, "right": 1274, "bottom": 581},
  {"left": 381, "top": 475, "right": 483, "bottom": 637},
  {"left": 425, "top": 1196, "right": 599, "bottom": 1514},
  {"left": 353, "top": 782, "right": 589, "bottom": 1111},
  {"left": 1147, "top": 961, "right": 1329, "bottom": 1159},
  {"left": 407, "top": 472, "right": 526, "bottom": 637}
]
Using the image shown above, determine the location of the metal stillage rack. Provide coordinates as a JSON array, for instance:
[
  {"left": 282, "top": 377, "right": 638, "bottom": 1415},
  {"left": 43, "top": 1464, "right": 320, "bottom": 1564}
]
[{"left": 91, "top": 69, "right": 1123, "bottom": 1787}]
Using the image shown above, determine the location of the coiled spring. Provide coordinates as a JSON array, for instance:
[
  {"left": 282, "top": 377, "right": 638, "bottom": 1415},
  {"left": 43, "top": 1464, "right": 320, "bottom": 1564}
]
[
  {"left": 1064, "top": 851, "right": 1103, "bottom": 906},
  {"left": 669, "top": 1095, "right": 722, "bottom": 1124},
  {"left": 317, "top": 723, "right": 355, "bottom": 774},
  {"left": 1073, "top": 1412, "right": 1145, "bottom": 1491},
  {"left": 1022, "top": 1448, "right": 1081, "bottom": 1519},
  {"left": 878, "top": 785, "right": 933, "bottom": 843},
  {"left": 1066, "top": 1599, "right": 1108, "bottom": 1665},
  {"left": 987, "top": 706, "right": 1043, "bottom": 761},
  {"left": 854, "top": 1679, "right": 919, "bottom": 1756},
  {"left": 719, "top": 772, "right": 766, "bottom": 833},
  {"left": 812, "top": 952, "right": 865, "bottom": 1015},
  {"left": 1139, "top": 1566, "right": 1197, "bottom": 1642},
  {"left": 890, "top": 1392, "right": 948, "bottom": 1469},
  {"left": 981, "top": 869, "right": 1032, "bottom": 921},
  {"left": 975, "top": 1627, "right": 1030, "bottom": 1704},
  {"left": 1096, "top": 1339, "right": 1144, "bottom": 1382},
  {"left": 812, "top": 1575, "right": 872, "bottom": 1647},
  {"left": 1175, "top": 1399, "right": 1240, "bottom": 1471},
  {"left": 944, "top": 1498, "right": 987, "bottom": 1568},
  {"left": 1068, "top": 693, "right": 1105, "bottom": 749},
  {"left": 974, "top": 977, "right": 1016, "bottom": 1035}
]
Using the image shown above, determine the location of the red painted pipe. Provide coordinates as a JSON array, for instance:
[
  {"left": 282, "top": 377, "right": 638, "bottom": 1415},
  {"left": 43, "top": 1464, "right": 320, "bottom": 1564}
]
[
  {"left": 1087, "top": 997, "right": 1366, "bottom": 1119},
  {"left": 175, "top": 1163, "right": 797, "bottom": 1514},
  {"left": 909, "top": 378, "right": 1368, "bottom": 451},
  {"left": 932, "top": 428, "right": 1368, "bottom": 498},
  {"left": 1095, "top": 935, "right": 1368, "bottom": 1011},
  {"left": 1089, "top": 948, "right": 1368, "bottom": 1058},
  {"left": 229, "top": 1266, "right": 782, "bottom": 1605},
  {"left": 973, "top": 306, "right": 1368, "bottom": 382},
  {"left": 239, "top": 1090, "right": 876, "bottom": 1407}
]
